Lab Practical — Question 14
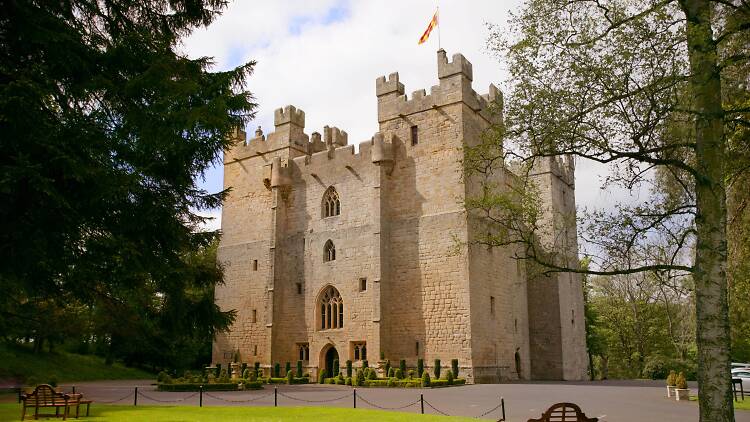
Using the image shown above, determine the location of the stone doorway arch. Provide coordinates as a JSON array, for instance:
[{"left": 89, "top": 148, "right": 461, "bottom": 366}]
[{"left": 320, "top": 344, "right": 339, "bottom": 379}]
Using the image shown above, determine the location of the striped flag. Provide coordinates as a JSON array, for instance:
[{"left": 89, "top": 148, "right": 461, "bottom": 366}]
[{"left": 418, "top": 9, "right": 439, "bottom": 45}]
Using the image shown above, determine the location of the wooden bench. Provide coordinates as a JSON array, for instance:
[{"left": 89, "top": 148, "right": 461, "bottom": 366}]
[
  {"left": 528, "top": 402, "right": 598, "bottom": 422},
  {"left": 20, "top": 384, "right": 82, "bottom": 420}
]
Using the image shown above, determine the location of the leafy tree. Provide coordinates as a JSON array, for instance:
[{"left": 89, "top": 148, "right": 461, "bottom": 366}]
[
  {"left": 469, "top": 1, "right": 749, "bottom": 420},
  {"left": 0, "top": 0, "right": 254, "bottom": 368}
]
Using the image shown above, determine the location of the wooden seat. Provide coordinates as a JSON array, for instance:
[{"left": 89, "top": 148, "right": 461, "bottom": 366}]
[
  {"left": 20, "top": 385, "right": 86, "bottom": 420},
  {"left": 528, "top": 402, "right": 598, "bottom": 422}
]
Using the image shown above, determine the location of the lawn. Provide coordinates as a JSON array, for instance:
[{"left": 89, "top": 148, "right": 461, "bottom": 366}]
[
  {"left": 0, "top": 344, "right": 153, "bottom": 384},
  {"left": 0, "top": 404, "right": 474, "bottom": 421},
  {"left": 688, "top": 396, "right": 750, "bottom": 411}
]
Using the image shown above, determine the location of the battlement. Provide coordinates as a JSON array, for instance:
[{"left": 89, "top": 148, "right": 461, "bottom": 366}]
[
  {"left": 530, "top": 155, "right": 575, "bottom": 188},
  {"left": 323, "top": 125, "right": 348, "bottom": 147},
  {"left": 274, "top": 105, "right": 306, "bottom": 128},
  {"left": 437, "top": 49, "right": 473, "bottom": 81},
  {"left": 376, "top": 73, "right": 405, "bottom": 97}
]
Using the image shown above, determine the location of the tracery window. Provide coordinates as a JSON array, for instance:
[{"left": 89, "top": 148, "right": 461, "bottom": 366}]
[
  {"left": 322, "top": 186, "right": 341, "bottom": 218},
  {"left": 353, "top": 342, "right": 367, "bottom": 361},
  {"left": 319, "top": 286, "right": 344, "bottom": 330},
  {"left": 298, "top": 343, "right": 310, "bottom": 361},
  {"left": 324, "top": 240, "right": 336, "bottom": 262}
]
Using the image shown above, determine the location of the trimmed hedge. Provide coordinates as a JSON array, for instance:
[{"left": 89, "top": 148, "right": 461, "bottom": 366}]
[
  {"left": 157, "top": 382, "right": 262, "bottom": 392},
  {"left": 348, "top": 377, "right": 465, "bottom": 388}
]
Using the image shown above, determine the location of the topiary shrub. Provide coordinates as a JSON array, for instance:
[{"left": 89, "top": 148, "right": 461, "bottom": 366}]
[
  {"left": 666, "top": 370, "right": 677, "bottom": 386},
  {"left": 319, "top": 369, "right": 327, "bottom": 384},
  {"left": 355, "top": 369, "right": 365, "bottom": 386},
  {"left": 395, "top": 368, "right": 403, "bottom": 379},
  {"left": 400, "top": 359, "right": 407, "bottom": 374},
  {"left": 408, "top": 369, "right": 415, "bottom": 379},
  {"left": 285, "top": 362, "right": 291, "bottom": 377},
  {"left": 297, "top": 360, "right": 303, "bottom": 377},
  {"left": 241, "top": 363, "right": 248, "bottom": 377},
  {"left": 387, "top": 378, "right": 396, "bottom": 387},
  {"left": 367, "top": 368, "right": 377, "bottom": 380},
  {"left": 254, "top": 362, "right": 261, "bottom": 377},
  {"left": 345, "top": 376, "right": 352, "bottom": 386},
  {"left": 417, "top": 359, "right": 424, "bottom": 377},
  {"left": 452, "top": 359, "right": 459, "bottom": 378},
  {"left": 248, "top": 370, "right": 257, "bottom": 382},
  {"left": 388, "top": 367, "right": 395, "bottom": 378},
  {"left": 272, "top": 363, "right": 279, "bottom": 378},
  {"left": 362, "top": 359, "right": 368, "bottom": 369},
  {"left": 216, "top": 363, "right": 222, "bottom": 378},
  {"left": 287, "top": 369, "right": 294, "bottom": 385},
  {"left": 445, "top": 370, "right": 454, "bottom": 385},
  {"left": 333, "top": 359, "right": 339, "bottom": 377},
  {"left": 242, "top": 368, "right": 251, "bottom": 379},
  {"left": 384, "top": 360, "right": 391, "bottom": 376},
  {"left": 346, "top": 360, "right": 353, "bottom": 378},
  {"left": 421, "top": 371, "right": 431, "bottom": 387},
  {"left": 157, "top": 371, "right": 168, "bottom": 383},
  {"left": 434, "top": 359, "right": 441, "bottom": 379},
  {"left": 676, "top": 372, "right": 688, "bottom": 389}
]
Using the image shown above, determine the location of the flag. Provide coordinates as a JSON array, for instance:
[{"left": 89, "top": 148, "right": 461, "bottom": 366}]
[{"left": 418, "top": 9, "right": 439, "bottom": 45}]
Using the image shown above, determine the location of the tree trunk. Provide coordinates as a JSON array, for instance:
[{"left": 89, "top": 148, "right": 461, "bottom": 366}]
[{"left": 680, "top": 0, "right": 733, "bottom": 420}]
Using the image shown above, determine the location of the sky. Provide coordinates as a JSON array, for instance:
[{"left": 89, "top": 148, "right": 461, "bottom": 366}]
[{"left": 182, "top": 0, "right": 639, "bottom": 231}]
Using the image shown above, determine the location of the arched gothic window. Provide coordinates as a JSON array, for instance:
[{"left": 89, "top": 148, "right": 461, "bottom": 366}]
[
  {"left": 322, "top": 187, "right": 341, "bottom": 218},
  {"left": 319, "top": 286, "right": 344, "bottom": 330},
  {"left": 324, "top": 240, "right": 336, "bottom": 262}
]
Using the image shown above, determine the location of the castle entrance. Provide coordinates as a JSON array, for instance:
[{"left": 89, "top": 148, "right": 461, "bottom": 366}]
[{"left": 323, "top": 346, "right": 339, "bottom": 377}]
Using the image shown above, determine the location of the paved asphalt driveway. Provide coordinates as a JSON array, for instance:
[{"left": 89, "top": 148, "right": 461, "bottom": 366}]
[{"left": 19, "top": 379, "right": 750, "bottom": 421}]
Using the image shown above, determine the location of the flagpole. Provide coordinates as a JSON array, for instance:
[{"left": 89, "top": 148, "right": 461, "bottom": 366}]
[{"left": 437, "top": 5, "right": 441, "bottom": 50}]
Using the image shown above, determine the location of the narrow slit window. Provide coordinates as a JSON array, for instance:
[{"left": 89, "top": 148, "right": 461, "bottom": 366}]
[
  {"left": 415, "top": 341, "right": 420, "bottom": 356},
  {"left": 253, "top": 345, "right": 257, "bottom": 356},
  {"left": 490, "top": 296, "right": 495, "bottom": 316},
  {"left": 253, "top": 260, "right": 258, "bottom": 271},
  {"left": 296, "top": 283, "right": 302, "bottom": 294},
  {"left": 252, "top": 309, "right": 257, "bottom": 323},
  {"left": 410, "top": 125, "right": 418, "bottom": 146},
  {"left": 359, "top": 278, "right": 367, "bottom": 292}
]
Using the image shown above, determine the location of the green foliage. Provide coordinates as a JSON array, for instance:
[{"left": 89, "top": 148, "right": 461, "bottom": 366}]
[
  {"left": 667, "top": 370, "right": 677, "bottom": 386},
  {"left": 285, "top": 362, "right": 291, "bottom": 377},
  {"left": 433, "top": 359, "right": 441, "bottom": 379},
  {"left": 286, "top": 369, "right": 294, "bottom": 385},
  {"left": 445, "top": 370, "right": 453, "bottom": 385},
  {"left": 417, "top": 359, "right": 424, "bottom": 377},
  {"left": 387, "top": 378, "right": 396, "bottom": 387},
  {"left": 333, "top": 359, "right": 339, "bottom": 377},
  {"left": 366, "top": 368, "right": 377, "bottom": 380},
  {"left": 254, "top": 362, "right": 260, "bottom": 376},
  {"left": 157, "top": 371, "right": 168, "bottom": 383},
  {"left": 421, "top": 371, "right": 431, "bottom": 387},
  {"left": 642, "top": 356, "right": 697, "bottom": 381},
  {"left": 676, "top": 372, "right": 688, "bottom": 389},
  {"left": 355, "top": 369, "right": 365, "bottom": 386},
  {"left": 318, "top": 369, "right": 327, "bottom": 384},
  {"left": 297, "top": 360, "right": 303, "bottom": 377},
  {"left": 362, "top": 360, "right": 368, "bottom": 368},
  {"left": 274, "top": 363, "right": 280, "bottom": 378},
  {"left": 451, "top": 359, "right": 459, "bottom": 378},
  {"left": 346, "top": 360, "right": 353, "bottom": 378},
  {"left": 408, "top": 370, "right": 415, "bottom": 379},
  {"left": 345, "top": 376, "right": 352, "bottom": 386},
  {"left": 399, "top": 360, "right": 406, "bottom": 374},
  {"left": 218, "top": 369, "right": 229, "bottom": 383},
  {"left": 395, "top": 368, "right": 404, "bottom": 379},
  {"left": 388, "top": 367, "right": 395, "bottom": 378},
  {"left": 240, "top": 363, "right": 247, "bottom": 377},
  {"left": 384, "top": 360, "right": 391, "bottom": 376}
]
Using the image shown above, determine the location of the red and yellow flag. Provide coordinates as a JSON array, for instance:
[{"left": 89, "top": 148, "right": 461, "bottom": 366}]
[{"left": 418, "top": 9, "right": 439, "bottom": 44}]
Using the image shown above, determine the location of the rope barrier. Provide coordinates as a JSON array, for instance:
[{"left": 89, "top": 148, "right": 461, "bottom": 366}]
[
  {"left": 202, "top": 391, "right": 275, "bottom": 403},
  {"left": 475, "top": 401, "right": 504, "bottom": 418},
  {"left": 136, "top": 390, "right": 198, "bottom": 403},
  {"left": 90, "top": 391, "right": 134, "bottom": 404},
  {"left": 356, "top": 394, "right": 421, "bottom": 410},
  {"left": 423, "top": 399, "right": 450, "bottom": 416},
  {"left": 276, "top": 390, "right": 352, "bottom": 403}
]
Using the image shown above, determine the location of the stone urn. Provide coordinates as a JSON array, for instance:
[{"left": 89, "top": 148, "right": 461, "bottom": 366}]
[
  {"left": 230, "top": 362, "right": 240, "bottom": 380},
  {"left": 667, "top": 385, "right": 676, "bottom": 398},
  {"left": 675, "top": 388, "right": 690, "bottom": 401}
]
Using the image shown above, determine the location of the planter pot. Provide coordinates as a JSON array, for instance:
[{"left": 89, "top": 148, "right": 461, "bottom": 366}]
[
  {"left": 675, "top": 388, "right": 690, "bottom": 401},
  {"left": 667, "top": 385, "right": 676, "bottom": 398}
]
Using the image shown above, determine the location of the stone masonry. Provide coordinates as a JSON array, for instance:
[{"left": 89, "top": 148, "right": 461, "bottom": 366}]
[{"left": 212, "top": 50, "right": 588, "bottom": 383}]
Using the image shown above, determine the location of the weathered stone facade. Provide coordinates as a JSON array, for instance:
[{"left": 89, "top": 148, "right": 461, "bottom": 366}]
[{"left": 212, "top": 50, "right": 588, "bottom": 382}]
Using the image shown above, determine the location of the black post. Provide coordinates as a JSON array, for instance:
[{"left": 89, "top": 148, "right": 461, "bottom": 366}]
[
  {"left": 501, "top": 396, "right": 506, "bottom": 421},
  {"left": 72, "top": 386, "right": 76, "bottom": 394},
  {"left": 199, "top": 386, "right": 203, "bottom": 407},
  {"left": 134, "top": 387, "right": 138, "bottom": 406},
  {"left": 353, "top": 388, "right": 356, "bottom": 408},
  {"left": 420, "top": 393, "right": 424, "bottom": 414},
  {"left": 274, "top": 387, "right": 277, "bottom": 407}
]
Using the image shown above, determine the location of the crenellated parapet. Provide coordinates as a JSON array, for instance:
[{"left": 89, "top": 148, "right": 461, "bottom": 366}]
[
  {"left": 375, "top": 50, "right": 503, "bottom": 125},
  {"left": 323, "top": 125, "right": 348, "bottom": 147},
  {"left": 531, "top": 155, "right": 575, "bottom": 188},
  {"left": 274, "top": 105, "right": 305, "bottom": 128}
]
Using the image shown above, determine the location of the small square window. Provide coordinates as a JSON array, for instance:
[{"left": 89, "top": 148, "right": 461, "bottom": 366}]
[
  {"left": 296, "top": 283, "right": 303, "bottom": 294},
  {"left": 410, "top": 125, "right": 418, "bottom": 146},
  {"left": 359, "top": 278, "right": 367, "bottom": 292}
]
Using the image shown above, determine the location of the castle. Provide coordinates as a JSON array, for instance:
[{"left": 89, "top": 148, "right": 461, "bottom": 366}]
[{"left": 212, "top": 50, "right": 588, "bottom": 382}]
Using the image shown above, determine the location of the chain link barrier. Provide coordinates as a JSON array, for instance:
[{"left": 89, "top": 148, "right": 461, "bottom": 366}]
[
  {"left": 89, "top": 391, "right": 134, "bottom": 404},
  {"left": 136, "top": 390, "right": 198, "bottom": 403},
  {"left": 423, "top": 399, "right": 451, "bottom": 416},
  {"left": 276, "top": 390, "right": 351, "bottom": 403},
  {"left": 203, "top": 391, "right": 275, "bottom": 403},
  {"left": 474, "top": 401, "right": 504, "bottom": 418},
  {"left": 356, "top": 394, "right": 421, "bottom": 410}
]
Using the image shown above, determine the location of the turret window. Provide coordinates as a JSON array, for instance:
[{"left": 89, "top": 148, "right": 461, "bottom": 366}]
[{"left": 322, "top": 186, "right": 341, "bottom": 218}]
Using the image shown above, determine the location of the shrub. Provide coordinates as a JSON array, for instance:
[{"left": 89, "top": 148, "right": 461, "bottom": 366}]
[
  {"left": 395, "top": 368, "right": 403, "bottom": 379},
  {"left": 336, "top": 374, "right": 345, "bottom": 385},
  {"left": 248, "top": 369, "right": 257, "bottom": 382},
  {"left": 297, "top": 360, "right": 303, "bottom": 377},
  {"left": 434, "top": 359, "right": 441, "bottom": 379},
  {"left": 666, "top": 370, "right": 677, "bottom": 386},
  {"left": 274, "top": 363, "right": 281, "bottom": 378},
  {"left": 388, "top": 367, "right": 395, "bottom": 378},
  {"left": 452, "top": 359, "right": 459, "bottom": 378},
  {"left": 362, "top": 360, "right": 368, "bottom": 368},
  {"left": 417, "top": 359, "right": 424, "bottom": 377},
  {"left": 387, "top": 378, "right": 396, "bottom": 387},
  {"left": 345, "top": 376, "right": 352, "bottom": 386},
  {"left": 642, "top": 355, "right": 697, "bottom": 381},
  {"left": 216, "top": 364, "right": 222, "bottom": 378},
  {"left": 676, "top": 372, "right": 688, "bottom": 389},
  {"left": 242, "top": 368, "right": 251, "bottom": 379},
  {"left": 319, "top": 369, "right": 327, "bottom": 384},
  {"left": 285, "top": 362, "right": 291, "bottom": 377},
  {"left": 241, "top": 363, "right": 248, "bottom": 376},
  {"left": 408, "top": 369, "right": 415, "bottom": 379},
  {"left": 333, "top": 359, "right": 339, "bottom": 376},
  {"left": 346, "top": 360, "right": 353, "bottom": 377},
  {"left": 206, "top": 374, "right": 215, "bottom": 384},
  {"left": 367, "top": 368, "right": 377, "bottom": 380},
  {"left": 219, "top": 369, "right": 230, "bottom": 383},
  {"left": 399, "top": 359, "right": 407, "bottom": 374},
  {"left": 364, "top": 379, "right": 389, "bottom": 387},
  {"left": 355, "top": 369, "right": 365, "bottom": 386},
  {"left": 254, "top": 362, "right": 261, "bottom": 376},
  {"left": 445, "top": 370, "right": 454, "bottom": 385},
  {"left": 157, "top": 371, "right": 168, "bottom": 383},
  {"left": 384, "top": 360, "right": 391, "bottom": 376},
  {"left": 287, "top": 369, "right": 294, "bottom": 385},
  {"left": 325, "top": 378, "right": 335, "bottom": 384},
  {"left": 421, "top": 371, "right": 431, "bottom": 387}
]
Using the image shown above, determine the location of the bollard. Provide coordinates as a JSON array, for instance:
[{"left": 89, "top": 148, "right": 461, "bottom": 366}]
[
  {"left": 72, "top": 386, "right": 76, "bottom": 394},
  {"left": 199, "top": 385, "right": 203, "bottom": 407},
  {"left": 501, "top": 396, "right": 506, "bottom": 421},
  {"left": 353, "top": 388, "right": 356, "bottom": 408},
  {"left": 420, "top": 393, "right": 424, "bottom": 414},
  {"left": 134, "top": 387, "right": 138, "bottom": 406},
  {"left": 274, "top": 387, "right": 277, "bottom": 407}
]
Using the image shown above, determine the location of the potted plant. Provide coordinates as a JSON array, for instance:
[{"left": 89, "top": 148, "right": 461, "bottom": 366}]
[
  {"left": 666, "top": 370, "right": 677, "bottom": 398},
  {"left": 675, "top": 372, "right": 690, "bottom": 401}
]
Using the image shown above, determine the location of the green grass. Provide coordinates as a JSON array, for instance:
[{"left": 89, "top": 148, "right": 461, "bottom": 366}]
[
  {"left": 0, "top": 344, "right": 153, "bottom": 384},
  {"left": 688, "top": 395, "right": 750, "bottom": 411},
  {"left": 0, "top": 404, "right": 473, "bottom": 421}
]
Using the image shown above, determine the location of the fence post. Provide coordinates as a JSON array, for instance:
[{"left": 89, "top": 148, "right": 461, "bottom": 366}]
[
  {"left": 420, "top": 393, "right": 424, "bottom": 414},
  {"left": 353, "top": 388, "right": 356, "bottom": 408},
  {"left": 199, "top": 386, "right": 203, "bottom": 407},
  {"left": 134, "top": 387, "right": 138, "bottom": 406},
  {"left": 72, "top": 386, "right": 76, "bottom": 394},
  {"left": 274, "top": 387, "right": 277, "bottom": 407},
  {"left": 501, "top": 396, "right": 506, "bottom": 421}
]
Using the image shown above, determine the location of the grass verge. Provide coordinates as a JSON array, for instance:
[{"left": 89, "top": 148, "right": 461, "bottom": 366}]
[
  {"left": 0, "top": 344, "right": 152, "bottom": 384},
  {"left": 0, "top": 404, "right": 473, "bottom": 421},
  {"left": 688, "top": 395, "right": 750, "bottom": 411}
]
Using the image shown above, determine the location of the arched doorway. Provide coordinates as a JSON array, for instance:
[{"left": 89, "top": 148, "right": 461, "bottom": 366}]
[{"left": 324, "top": 346, "right": 339, "bottom": 377}]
